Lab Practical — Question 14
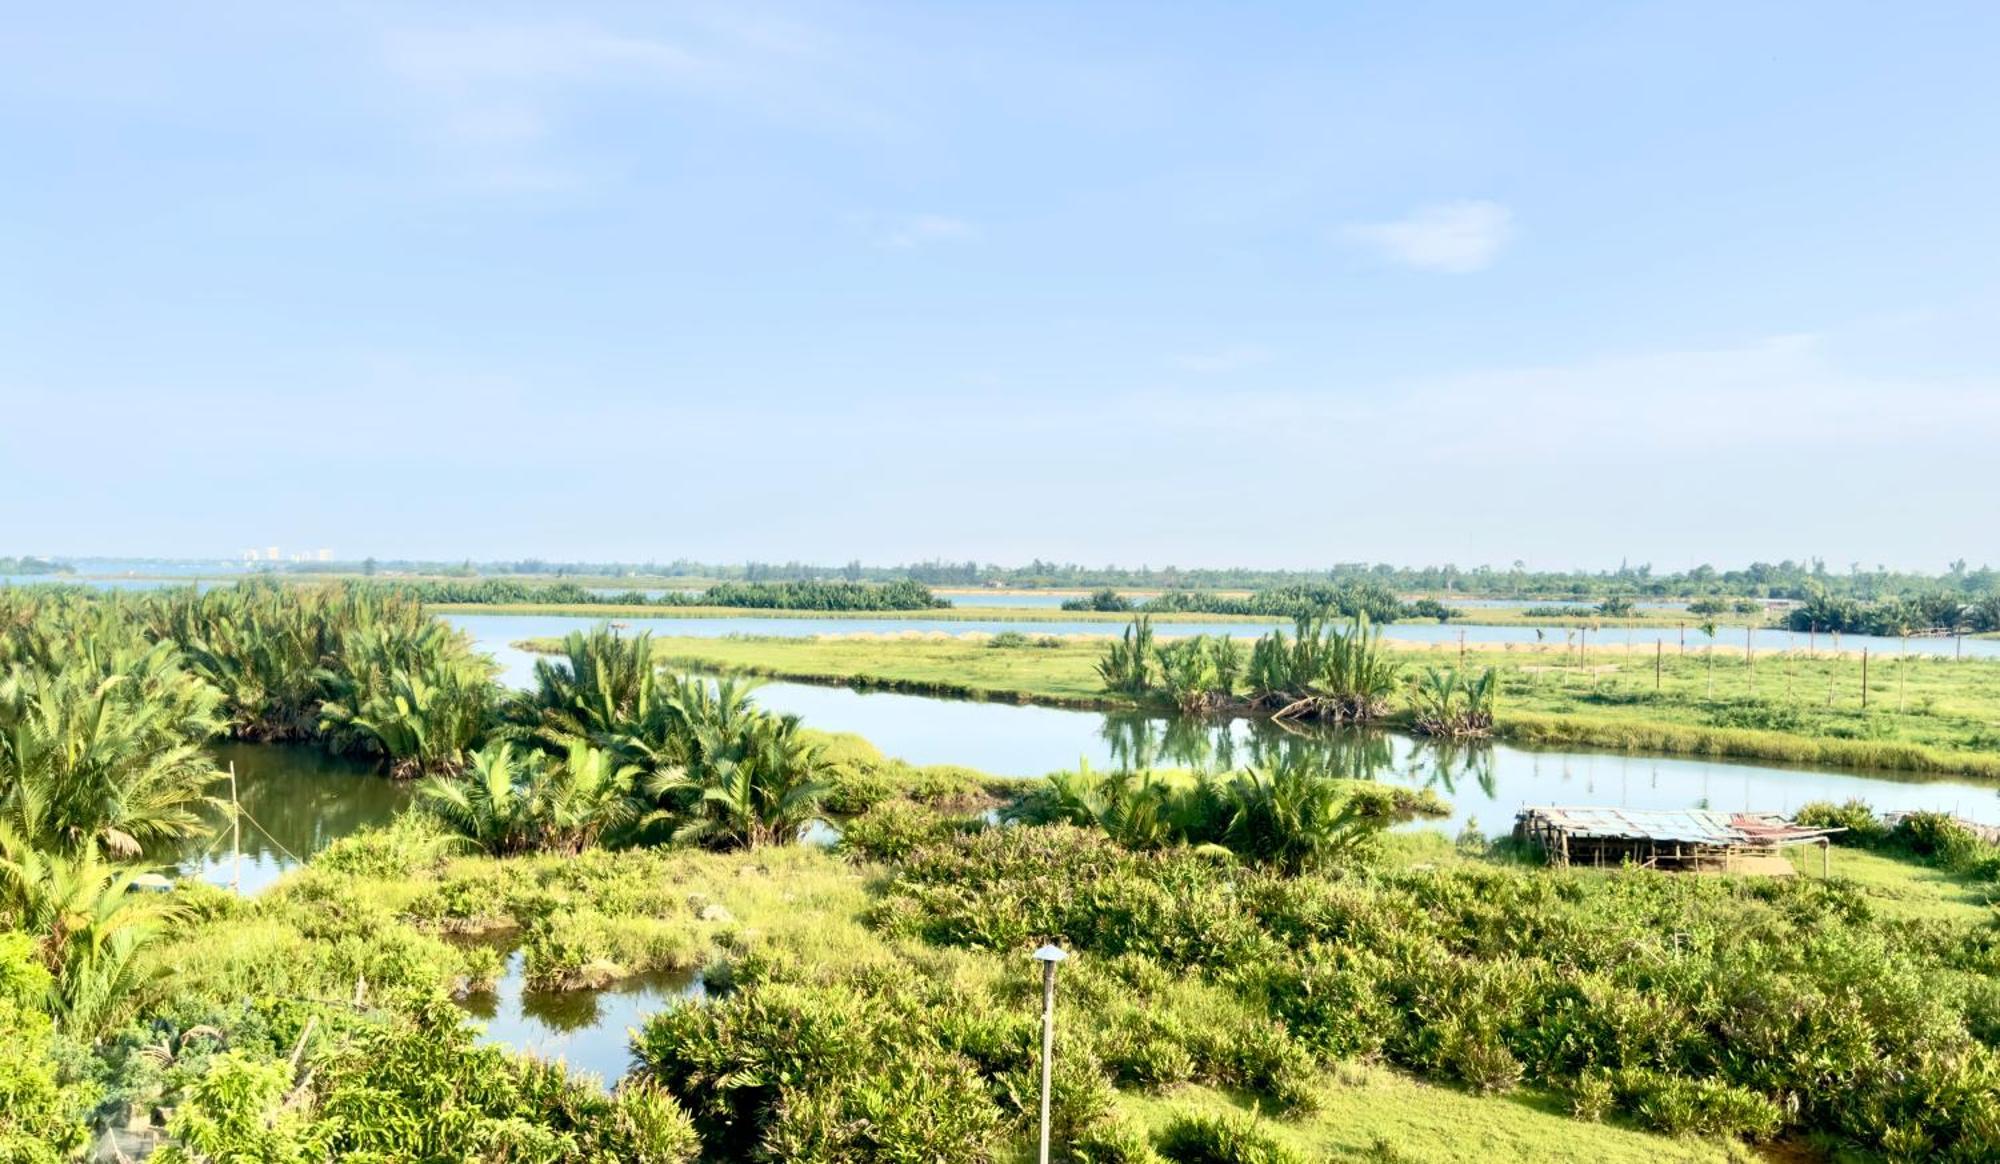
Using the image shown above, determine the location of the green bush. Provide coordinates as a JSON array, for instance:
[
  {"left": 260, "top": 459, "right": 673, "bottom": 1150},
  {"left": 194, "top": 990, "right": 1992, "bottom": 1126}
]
[
  {"left": 878, "top": 822, "right": 2000, "bottom": 1157},
  {"left": 836, "top": 800, "right": 970, "bottom": 863},
  {"left": 1794, "top": 798, "right": 1888, "bottom": 843},
  {"left": 0, "top": 934, "right": 92, "bottom": 1162},
  {"left": 634, "top": 981, "right": 1003, "bottom": 1161},
  {"left": 1153, "top": 1111, "right": 1304, "bottom": 1164}
]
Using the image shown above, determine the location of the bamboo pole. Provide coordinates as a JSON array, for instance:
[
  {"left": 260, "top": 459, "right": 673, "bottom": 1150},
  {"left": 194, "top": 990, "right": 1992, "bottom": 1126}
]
[{"left": 229, "top": 761, "right": 240, "bottom": 895}]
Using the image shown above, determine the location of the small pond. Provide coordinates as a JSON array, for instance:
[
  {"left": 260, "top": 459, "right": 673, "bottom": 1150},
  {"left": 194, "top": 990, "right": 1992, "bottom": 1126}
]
[{"left": 455, "top": 944, "right": 706, "bottom": 1086}]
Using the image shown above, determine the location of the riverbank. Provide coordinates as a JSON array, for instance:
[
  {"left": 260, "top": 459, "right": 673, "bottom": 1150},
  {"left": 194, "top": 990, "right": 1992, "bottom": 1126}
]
[
  {"left": 549, "top": 634, "right": 2000, "bottom": 781},
  {"left": 429, "top": 600, "right": 1777, "bottom": 629}
]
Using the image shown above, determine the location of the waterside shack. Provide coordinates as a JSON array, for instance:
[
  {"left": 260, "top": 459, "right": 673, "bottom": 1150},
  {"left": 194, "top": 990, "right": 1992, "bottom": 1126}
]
[{"left": 1514, "top": 807, "right": 1841, "bottom": 875}]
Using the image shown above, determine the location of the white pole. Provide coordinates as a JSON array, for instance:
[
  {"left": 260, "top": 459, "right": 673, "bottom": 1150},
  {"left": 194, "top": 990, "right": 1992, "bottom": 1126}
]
[
  {"left": 1039, "top": 959, "right": 1056, "bottom": 1164},
  {"left": 1032, "top": 945, "right": 1067, "bottom": 1164}
]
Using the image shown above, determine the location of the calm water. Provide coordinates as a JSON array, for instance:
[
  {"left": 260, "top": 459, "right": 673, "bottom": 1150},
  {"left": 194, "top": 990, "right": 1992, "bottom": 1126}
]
[
  {"left": 732, "top": 679, "right": 2000, "bottom": 832},
  {"left": 938, "top": 590, "right": 1084, "bottom": 608},
  {"left": 445, "top": 613, "right": 2000, "bottom": 831},
  {"left": 172, "top": 743, "right": 412, "bottom": 892},
  {"left": 455, "top": 943, "right": 705, "bottom": 1086},
  {"left": 443, "top": 611, "right": 2000, "bottom": 666}
]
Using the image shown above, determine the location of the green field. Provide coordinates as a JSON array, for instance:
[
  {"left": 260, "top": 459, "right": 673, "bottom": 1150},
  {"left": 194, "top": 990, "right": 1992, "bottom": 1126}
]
[{"left": 571, "top": 632, "right": 2000, "bottom": 778}]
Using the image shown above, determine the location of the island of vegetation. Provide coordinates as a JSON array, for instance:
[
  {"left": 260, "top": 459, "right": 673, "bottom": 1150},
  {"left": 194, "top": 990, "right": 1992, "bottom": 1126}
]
[{"left": 610, "top": 614, "right": 2000, "bottom": 779}]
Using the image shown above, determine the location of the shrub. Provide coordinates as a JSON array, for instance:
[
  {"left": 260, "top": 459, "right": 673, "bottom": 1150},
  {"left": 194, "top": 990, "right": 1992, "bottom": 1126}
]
[
  {"left": 1610, "top": 1068, "right": 1782, "bottom": 1140},
  {"left": 1071, "top": 1116, "right": 1164, "bottom": 1163},
  {"left": 1794, "top": 799, "right": 1887, "bottom": 843},
  {"left": 633, "top": 980, "right": 1003, "bottom": 1161},
  {"left": 989, "top": 631, "right": 1031, "bottom": 649},
  {"left": 1891, "top": 811, "right": 1988, "bottom": 870},
  {"left": 0, "top": 933, "right": 93, "bottom": 1161},
  {"left": 1153, "top": 1111, "right": 1304, "bottom": 1164},
  {"left": 1568, "top": 1069, "right": 1615, "bottom": 1122},
  {"left": 837, "top": 800, "right": 969, "bottom": 863}
]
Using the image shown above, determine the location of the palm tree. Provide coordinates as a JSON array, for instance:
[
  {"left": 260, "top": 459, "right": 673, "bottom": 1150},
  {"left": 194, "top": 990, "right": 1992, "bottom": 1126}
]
[
  {"left": 416, "top": 741, "right": 542, "bottom": 854},
  {"left": 416, "top": 740, "right": 636, "bottom": 855},
  {"left": 0, "top": 649, "right": 223, "bottom": 859},
  {"left": 0, "top": 827, "right": 175, "bottom": 1035},
  {"left": 320, "top": 660, "right": 495, "bottom": 779},
  {"left": 671, "top": 713, "right": 828, "bottom": 850},
  {"left": 524, "top": 627, "right": 663, "bottom": 750},
  {"left": 1220, "top": 766, "right": 1395, "bottom": 874},
  {"left": 1096, "top": 618, "right": 1156, "bottom": 696},
  {"left": 534, "top": 743, "right": 637, "bottom": 854}
]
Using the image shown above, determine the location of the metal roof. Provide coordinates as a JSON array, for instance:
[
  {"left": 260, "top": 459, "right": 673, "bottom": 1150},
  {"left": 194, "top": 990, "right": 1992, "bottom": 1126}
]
[{"left": 1517, "top": 806, "right": 1836, "bottom": 847}]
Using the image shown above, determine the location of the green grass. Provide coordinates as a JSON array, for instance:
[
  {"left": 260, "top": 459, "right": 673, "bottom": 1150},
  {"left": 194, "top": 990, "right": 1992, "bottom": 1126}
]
[
  {"left": 1780, "top": 844, "right": 1997, "bottom": 924},
  {"left": 438, "top": 599, "right": 1772, "bottom": 627},
  {"left": 1112, "top": 1075, "right": 1750, "bottom": 1163},
  {"left": 436, "top": 601, "right": 1284, "bottom": 624},
  {"left": 568, "top": 632, "right": 2000, "bottom": 779}
]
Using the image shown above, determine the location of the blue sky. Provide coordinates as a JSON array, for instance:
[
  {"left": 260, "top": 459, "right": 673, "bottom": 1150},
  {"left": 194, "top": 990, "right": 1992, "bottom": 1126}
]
[{"left": 5, "top": 2, "right": 1998, "bottom": 570}]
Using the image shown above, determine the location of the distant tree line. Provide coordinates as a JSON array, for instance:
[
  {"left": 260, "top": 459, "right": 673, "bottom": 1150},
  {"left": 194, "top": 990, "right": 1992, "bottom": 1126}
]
[
  {"left": 27, "top": 552, "right": 2000, "bottom": 605},
  {"left": 1064, "top": 583, "right": 1458, "bottom": 624},
  {"left": 1786, "top": 587, "right": 2000, "bottom": 636},
  {"left": 0, "top": 556, "right": 69, "bottom": 575},
  {"left": 374, "top": 578, "right": 949, "bottom": 612}
]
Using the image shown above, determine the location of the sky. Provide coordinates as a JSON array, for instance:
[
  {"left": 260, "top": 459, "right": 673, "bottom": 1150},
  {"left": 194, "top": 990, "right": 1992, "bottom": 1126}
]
[{"left": 4, "top": 2, "right": 1999, "bottom": 572}]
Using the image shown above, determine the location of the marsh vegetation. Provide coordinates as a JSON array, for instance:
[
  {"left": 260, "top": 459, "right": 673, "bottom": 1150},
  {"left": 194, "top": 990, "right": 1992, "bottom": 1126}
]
[{"left": 4, "top": 581, "right": 2000, "bottom": 1160}]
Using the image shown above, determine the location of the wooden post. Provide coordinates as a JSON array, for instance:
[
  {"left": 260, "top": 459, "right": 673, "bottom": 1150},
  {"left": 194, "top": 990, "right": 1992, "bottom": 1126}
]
[
  {"left": 1821, "top": 837, "right": 1830, "bottom": 879},
  {"left": 229, "top": 760, "right": 241, "bottom": 894}
]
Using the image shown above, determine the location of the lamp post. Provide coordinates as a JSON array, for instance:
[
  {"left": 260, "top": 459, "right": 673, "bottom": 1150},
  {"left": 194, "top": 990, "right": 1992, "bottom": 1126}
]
[{"left": 1032, "top": 944, "right": 1069, "bottom": 1164}]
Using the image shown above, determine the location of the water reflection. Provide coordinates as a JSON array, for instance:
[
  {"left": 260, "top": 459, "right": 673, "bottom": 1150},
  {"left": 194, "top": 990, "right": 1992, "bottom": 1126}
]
[
  {"left": 731, "top": 679, "right": 2000, "bottom": 833},
  {"left": 455, "top": 945, "right": 705, "bottom": 1086},
  {"left": 172, "top": 743, "right": 409, "bottom": 892},
  {"left": 443, "top": 610, "right": 2000, "bottom": 663}
]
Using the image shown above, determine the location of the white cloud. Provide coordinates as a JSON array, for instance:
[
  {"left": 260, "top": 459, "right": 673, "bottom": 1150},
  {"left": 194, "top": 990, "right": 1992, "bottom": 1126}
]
[
  {"left": 376, "top": 14, "right": 888, "bottom": 192},
  {"left": 1342, "top": 200, "right": 1514, "bottom": 272},
  {"left": 881, "top": 213, "right": 975, "bottom": 248}
]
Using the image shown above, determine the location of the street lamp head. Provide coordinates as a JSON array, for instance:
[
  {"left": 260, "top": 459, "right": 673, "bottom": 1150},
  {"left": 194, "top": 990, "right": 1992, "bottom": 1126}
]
[{"left": 1031, "top": 944, "right": 1068, "bottom": 964}]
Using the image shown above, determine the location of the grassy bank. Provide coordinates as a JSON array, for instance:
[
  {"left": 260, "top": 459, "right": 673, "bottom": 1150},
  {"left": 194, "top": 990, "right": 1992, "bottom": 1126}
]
[
  {"left": 566, "top": 633, "right": 2000, "bottom": 779},
  {"left": 434, "top": 599, "right": 1781, "bottom": 629},
  {"left": 433, "top": 601, "right": 1283, "bottom": 624}
]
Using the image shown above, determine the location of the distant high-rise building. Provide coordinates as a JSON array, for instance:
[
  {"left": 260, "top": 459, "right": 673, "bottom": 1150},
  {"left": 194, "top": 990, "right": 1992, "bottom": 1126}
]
[
  {"left": 265, "top": 546, "right": 280, "bottom": 561},
  {"left": 316, "top": 548, "right": 332, "bottom": 562}
]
